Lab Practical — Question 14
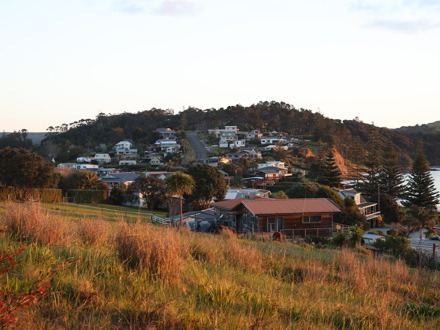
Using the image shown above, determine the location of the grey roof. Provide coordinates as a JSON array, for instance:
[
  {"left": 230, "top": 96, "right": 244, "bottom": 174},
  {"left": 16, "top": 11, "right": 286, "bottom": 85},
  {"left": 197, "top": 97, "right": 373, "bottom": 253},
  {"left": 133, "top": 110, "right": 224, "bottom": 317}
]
[{"left": 100, "top": 173, "right": 139, "bottom": 182}]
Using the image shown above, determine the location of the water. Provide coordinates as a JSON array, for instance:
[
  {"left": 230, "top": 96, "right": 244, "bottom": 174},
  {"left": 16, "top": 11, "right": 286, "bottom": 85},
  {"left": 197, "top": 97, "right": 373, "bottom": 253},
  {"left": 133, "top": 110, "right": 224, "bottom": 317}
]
[{"left": 430, "top": 169, "right": 440, "bottom": 205}]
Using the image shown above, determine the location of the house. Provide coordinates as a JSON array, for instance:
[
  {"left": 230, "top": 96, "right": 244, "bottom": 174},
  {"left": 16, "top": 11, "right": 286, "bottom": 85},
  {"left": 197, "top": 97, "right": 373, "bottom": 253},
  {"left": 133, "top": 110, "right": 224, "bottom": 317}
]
[
  {"left": 239, "top": 148, "right": 262, "bottom": 159},
  {"left": 337, "top": 188, "right": 381, "bottom": 227},
  {"left": 208, "top": 126, "right": 239, "bottom": 138},
  {"left": 76, "top": 157, "right": 92, "bottom": 163},
  {"left": 219, "top": 139, "right": 246, "bottom": 149},
  {"left": 99, "top": 172, "right": 140, "bottom": 189},
  {"left": 212, "top": 198, "right": 341, "bottom": 237},
  {"left": 262, "top": 145, "right": 288, "bottom": 151},
  {"left": 225, "top": 188, "right": 271, "bottom": 200},
  {"left": 245, "top": 130, "right": 263, "bottom": 140},
  {"left": 149, "top": 155, "right": 164, "bottom": 166},
  {"left": 241, "top": 177, "right": 266, "bottom": 189},
  {"left": 156, "top": 128, "right": 175, "bottom": 139},
  {"left": 94, "top": 154, "right": 112, "bottom": 164},
  {"left": 115, "top": 148, "right": 138, "bottom": 159},
  {"left": 119, "top": 160, "right": 137, "bottom": 165},
  {"left": 114, "top": 140, "right": 133, "bottom": 150},
  {"left": 154, "top": 139, "right": 180, "bottom": 152},
  {"left": 56, "top": 163, "right": 77, "bottom": 170},
  {"left": 255, "top": 166, "right": 291, "bottom": 185},
  {"left": 75, "top": 164, "right": 100, "bottom": 171},
  {"left": 257, "top": 161, "right": 286, "bottom": 169},
  {"left": 145, "top": 171, "right": 174, "bottom": 180},
  {"left": 260, "top": 138, "right": 286, "bottom": 145}
]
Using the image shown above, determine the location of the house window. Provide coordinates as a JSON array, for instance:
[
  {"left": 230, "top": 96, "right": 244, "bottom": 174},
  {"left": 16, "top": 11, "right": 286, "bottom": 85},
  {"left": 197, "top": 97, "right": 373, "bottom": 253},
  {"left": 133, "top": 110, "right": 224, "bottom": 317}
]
[
  {"left": 302, "top": 215, "right": 322, "bottom": 223},
  {"left": 215, "top": 208, "right": 221, "bottom": 215},
  {"left": 267, "top": 217, "right": 283, "bottom": 232}
]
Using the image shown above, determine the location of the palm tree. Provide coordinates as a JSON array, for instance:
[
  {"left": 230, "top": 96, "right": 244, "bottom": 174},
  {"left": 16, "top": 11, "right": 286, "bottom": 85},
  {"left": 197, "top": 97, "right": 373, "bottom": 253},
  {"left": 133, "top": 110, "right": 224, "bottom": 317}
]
[
  {"left": 164, "top": 171, "right": 195, "bottom": 227},
  {"left": 79, "top": 170, "right": 101, "bottom": 190}
]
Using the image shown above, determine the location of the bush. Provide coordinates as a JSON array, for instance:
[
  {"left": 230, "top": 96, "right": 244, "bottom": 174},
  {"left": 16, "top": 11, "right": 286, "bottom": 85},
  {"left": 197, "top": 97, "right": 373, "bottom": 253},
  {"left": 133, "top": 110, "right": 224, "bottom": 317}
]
[
  {"left": 331, "top": 233, "right": 348, "bottom": 247},
  {"left": 67, "top": 190, "right": 107, "bottom": 203},
  {"left": 305, "top": 235, "right": 330, "bottom": 246}
]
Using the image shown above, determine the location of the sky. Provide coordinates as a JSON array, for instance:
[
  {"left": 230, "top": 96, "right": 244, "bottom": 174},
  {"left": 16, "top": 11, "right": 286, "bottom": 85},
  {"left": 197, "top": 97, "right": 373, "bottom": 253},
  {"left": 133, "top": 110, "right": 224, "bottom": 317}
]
[{"left": 1, "top": 0, "right": 440, "bottom": 132}]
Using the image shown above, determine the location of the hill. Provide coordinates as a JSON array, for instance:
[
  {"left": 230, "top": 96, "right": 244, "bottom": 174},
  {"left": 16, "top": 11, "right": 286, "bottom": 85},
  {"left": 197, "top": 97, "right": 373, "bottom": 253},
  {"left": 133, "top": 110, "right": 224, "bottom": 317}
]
[
  {"left": 1, "top": 201, "right": 440, "bottom": 329},
  {"left": 4, "top": 100, "right": 440, "bottom": 166}
]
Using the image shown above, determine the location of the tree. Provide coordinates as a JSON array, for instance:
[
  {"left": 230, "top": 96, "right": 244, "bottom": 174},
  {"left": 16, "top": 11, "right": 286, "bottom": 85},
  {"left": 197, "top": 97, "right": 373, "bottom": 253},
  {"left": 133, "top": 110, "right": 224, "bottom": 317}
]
[
  {"left": 285, "top": 182, "right": 321, "bottom": 199},
  {"left": 349, "top": 224, "right": 364, "bottom": 247},
  {"left": 185, "top": 165, "right": 227, "bottom": 209},
  {"left": 78, "top": 170, "right": 102, "bottom": 190},
  {"left": 358, "top": 129, "right": 382, "bottom": 198},
  {"left": 369, "top": 193, "right": 402, "bottom": 223},
  {"left": 404, "top": 141, "right": 440, "bottom": 208},
  {"left": 164, "top": 171, "right": 195, "bottom": 227},
  {"left": 379, "top": 143, "right": 405, "bottom": 199},
  {"left": 0, "top": 148, "right": 59, "bottom": 188},
  {"left": 127, "top": 175, "right": 166, "bottom": 210},
  {"left": 317, "top": 149, "right": 342, "bottom": 188},
  {"left": 401, "top": 205, "right": 438, "bottom": 238}
]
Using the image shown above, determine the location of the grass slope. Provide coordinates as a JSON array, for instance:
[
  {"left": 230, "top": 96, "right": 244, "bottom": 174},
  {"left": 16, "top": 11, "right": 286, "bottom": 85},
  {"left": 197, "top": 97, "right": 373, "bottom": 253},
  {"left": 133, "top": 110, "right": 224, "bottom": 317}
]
[{"left": 1, "top": 202, "right": 440, "bottom": 329}]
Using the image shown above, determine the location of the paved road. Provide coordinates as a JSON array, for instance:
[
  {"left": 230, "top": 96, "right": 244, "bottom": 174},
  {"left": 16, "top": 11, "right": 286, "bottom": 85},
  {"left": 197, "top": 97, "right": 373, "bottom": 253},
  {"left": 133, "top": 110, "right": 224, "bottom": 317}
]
[{"left": 186, "top": 132, "right": 208, "bottom": 160}]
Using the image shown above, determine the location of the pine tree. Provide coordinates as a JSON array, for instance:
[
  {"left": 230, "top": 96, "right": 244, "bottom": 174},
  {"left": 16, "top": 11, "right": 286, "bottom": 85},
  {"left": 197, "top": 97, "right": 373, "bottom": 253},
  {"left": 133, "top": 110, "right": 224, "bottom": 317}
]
[
  {"left": 379, "top": 142, "right": 405, "bottom": 199},
  {"left": 404, "top": 141, "right": 440, "bottom": 208},
  {"left": 317, "top": 149, "right": 342, "bottom": 188},
  {"left": 358, "top": 129, "right": 382, "bottom": 197}
]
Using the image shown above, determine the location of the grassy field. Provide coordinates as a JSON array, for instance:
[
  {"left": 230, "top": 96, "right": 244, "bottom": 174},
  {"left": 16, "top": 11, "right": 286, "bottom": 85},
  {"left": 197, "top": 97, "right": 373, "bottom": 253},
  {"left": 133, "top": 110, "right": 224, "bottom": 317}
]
[
  {"left": 0, "top": 202, "right": 167, "bottom": 223},
  {"left": 1, "top": 202, "right": 440, "bottom": 329}
]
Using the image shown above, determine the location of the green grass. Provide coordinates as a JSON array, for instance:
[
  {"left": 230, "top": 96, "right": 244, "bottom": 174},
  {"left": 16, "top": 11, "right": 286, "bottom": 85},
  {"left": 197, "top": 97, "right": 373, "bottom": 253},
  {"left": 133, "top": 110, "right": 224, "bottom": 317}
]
[
  {"left": 40, "top": 202, "right": 166, "bottom": 223},
  {"left": 2, "top": 202, "right": 440, "bottom": 329}
]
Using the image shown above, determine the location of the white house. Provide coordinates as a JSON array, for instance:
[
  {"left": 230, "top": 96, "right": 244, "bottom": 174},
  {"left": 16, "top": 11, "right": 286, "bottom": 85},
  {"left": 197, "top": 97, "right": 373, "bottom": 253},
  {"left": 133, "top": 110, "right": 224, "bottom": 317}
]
[
  {"left": 76, "top": 157, "right": 92, "bottom": 163},
  {"left": 119, "top": 160, "right": 137, "bottom": 165},
  {"left": 57, "top": 163, "right": 77, "bottom": 170},
  {"left": 115, "top": 149, "right": 138, "bottom": 159},
  {"left": 245, "top": 130, "right": 263, "bottom": 140},
  {"left": 155, "top": 139, "right": 180, "bottom": 152},
  {"left": 257, "top": 161, "right": 286, "bottom": 169},
  {"left": 75, "top": 164, "right": 100, "bottom": 170},
  {"left": 208, "top": 126, "right": 239, "bottom": 138},
  {"left": 94, "top": 154, "right": 112, "bottom": 164},
  {"left": 262, "top": 145, "right": 288, "bottom": 151},
  {"left": 156, "top": 128, "right": 175, "bottom": 139},
  {"left": 115, "top": 141, "right": 132, "bottom": 150},
  {"left": 260, "top": 138, "right": 286, "bottom": 145}
]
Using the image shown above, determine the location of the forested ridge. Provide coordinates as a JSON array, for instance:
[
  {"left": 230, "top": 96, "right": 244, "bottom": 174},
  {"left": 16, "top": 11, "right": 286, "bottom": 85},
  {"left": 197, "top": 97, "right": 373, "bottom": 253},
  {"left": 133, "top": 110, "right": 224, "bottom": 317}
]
[{"left": 4, "top": 101, "right": 440, "bottom": 166}]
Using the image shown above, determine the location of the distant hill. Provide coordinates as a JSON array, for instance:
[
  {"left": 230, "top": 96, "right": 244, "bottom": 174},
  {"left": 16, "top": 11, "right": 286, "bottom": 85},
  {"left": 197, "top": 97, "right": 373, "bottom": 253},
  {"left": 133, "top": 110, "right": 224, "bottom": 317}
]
[
  {"left": 26, "top": 133, "right": 46, "bottom": 144},
  {"left": 3, "top": 132, "right": 46, "bottom": 144}
]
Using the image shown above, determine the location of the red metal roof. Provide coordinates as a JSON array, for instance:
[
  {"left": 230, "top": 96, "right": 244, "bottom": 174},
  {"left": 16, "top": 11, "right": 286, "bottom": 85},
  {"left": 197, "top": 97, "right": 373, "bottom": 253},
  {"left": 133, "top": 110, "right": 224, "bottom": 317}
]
[
  {"left": 212, "top": 198, "right": 247, "bottom": 210},
  {"left": 241, "top": 198, "right": 341, "bottom": 216}
]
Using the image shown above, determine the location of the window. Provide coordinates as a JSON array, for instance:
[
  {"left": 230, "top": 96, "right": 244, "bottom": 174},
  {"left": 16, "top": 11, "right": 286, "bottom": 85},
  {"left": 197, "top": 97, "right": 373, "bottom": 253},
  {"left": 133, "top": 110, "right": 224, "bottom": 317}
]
[
  {"left": 302, "top": 215, "right": 322, "bottom": 223},
  {"left": 267, "top": 217, "right": 283, "bottom": 232}
]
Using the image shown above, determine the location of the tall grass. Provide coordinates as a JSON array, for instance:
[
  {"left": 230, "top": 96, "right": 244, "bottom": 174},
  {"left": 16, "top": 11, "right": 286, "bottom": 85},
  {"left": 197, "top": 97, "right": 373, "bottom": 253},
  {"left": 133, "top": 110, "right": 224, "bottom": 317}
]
[
  {"left": 116, "top": 223, "right": 182, "bottom": 284},
  {"left": 2, "top": 201, "right": 440, "bottom": 329}
]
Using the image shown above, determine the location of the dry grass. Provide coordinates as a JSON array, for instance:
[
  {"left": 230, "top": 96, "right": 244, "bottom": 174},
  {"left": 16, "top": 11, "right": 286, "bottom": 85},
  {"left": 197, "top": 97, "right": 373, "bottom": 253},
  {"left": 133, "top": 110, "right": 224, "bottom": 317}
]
[
  {"left": 115, "top": 223, "right": 182, "bottom": 283},
  {"left": 2, "top": 202, "right": 71, "bottom": 245},
  {"left": 2, "top": 202, "right": 440, "bottom": 329},
  {"left": 76, "top": 218, "right": 110, "bottom": 246}
]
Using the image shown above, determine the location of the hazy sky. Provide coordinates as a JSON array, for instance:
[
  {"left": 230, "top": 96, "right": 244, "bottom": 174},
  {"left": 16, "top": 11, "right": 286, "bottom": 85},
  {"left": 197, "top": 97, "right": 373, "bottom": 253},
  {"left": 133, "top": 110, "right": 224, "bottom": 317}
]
[{"left": 1, "top": 0, "right": 439, "bottom": 132}]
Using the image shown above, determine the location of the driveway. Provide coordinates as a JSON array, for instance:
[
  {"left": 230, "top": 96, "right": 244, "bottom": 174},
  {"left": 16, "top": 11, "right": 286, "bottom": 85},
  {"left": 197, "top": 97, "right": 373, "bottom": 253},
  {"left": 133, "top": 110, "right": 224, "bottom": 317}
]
[{"left": 186, "top": 132, "right": 208, "bottom": 160}]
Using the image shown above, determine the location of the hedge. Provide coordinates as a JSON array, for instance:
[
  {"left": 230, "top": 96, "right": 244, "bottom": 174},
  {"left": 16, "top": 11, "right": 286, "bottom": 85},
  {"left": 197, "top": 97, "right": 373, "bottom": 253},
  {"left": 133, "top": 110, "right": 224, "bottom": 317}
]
[
  {"left": 0, "top": 188, "right": 62, "bottom": 203},
  {"left": 67, "top": 190, "right": 108, "bottom": 204}
]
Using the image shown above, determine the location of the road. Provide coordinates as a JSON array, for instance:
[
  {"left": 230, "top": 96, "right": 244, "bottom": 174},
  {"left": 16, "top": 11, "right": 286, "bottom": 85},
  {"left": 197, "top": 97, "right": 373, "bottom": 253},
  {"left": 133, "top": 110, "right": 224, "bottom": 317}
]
[{"left": 186, "top": 132, "right": 208, "bottom": 161}]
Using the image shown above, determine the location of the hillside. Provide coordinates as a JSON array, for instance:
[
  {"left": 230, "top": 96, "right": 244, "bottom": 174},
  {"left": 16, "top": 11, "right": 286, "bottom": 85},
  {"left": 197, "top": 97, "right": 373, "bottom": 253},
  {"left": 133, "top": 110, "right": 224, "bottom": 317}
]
[
  {"left": 1, "top": 202, "right": 440, "bottom": 329},
  {"left": 4, "top": 100, "right": 440, "bottom": 166}
]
